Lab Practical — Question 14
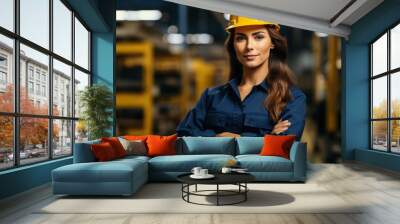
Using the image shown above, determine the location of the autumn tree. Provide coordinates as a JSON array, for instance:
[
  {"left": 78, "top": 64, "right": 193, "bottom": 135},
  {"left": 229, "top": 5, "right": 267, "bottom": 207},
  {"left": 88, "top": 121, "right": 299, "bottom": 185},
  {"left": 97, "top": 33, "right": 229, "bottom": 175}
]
[
  {"left": 0, "top": 84, "right": 60, "bottom": 152},
  {"left": 372, "top": 99, "right": 400, "bottom": 144}
]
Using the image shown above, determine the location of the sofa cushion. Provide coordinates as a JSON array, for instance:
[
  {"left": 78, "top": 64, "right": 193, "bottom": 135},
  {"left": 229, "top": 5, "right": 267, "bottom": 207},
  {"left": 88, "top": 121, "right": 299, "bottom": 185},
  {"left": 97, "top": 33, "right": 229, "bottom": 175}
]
[
  {"left": 114, "top": 155, "right": 150, "bottom": 164},
  {"left": 148, "top": 154, "right": 235, "bottom": 172},
  {"left": 177, "top": 137, "right": 235, "bottom": 155},
  {"left": 235, "top": 137, "right": 264, "bottom": 155},
  {"left": 52, "top": 159, "right": 147, "bottom": 183},
  {"left": 236, "top": 155, "right": 293, "bottom": 172}
]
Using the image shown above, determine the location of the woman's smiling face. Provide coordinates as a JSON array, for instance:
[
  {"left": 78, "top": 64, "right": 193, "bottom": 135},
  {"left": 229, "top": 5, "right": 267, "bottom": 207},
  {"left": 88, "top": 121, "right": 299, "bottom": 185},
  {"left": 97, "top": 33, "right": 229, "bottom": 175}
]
[{"left": 233, "top": 25, "right": 274, "bottom": 69}]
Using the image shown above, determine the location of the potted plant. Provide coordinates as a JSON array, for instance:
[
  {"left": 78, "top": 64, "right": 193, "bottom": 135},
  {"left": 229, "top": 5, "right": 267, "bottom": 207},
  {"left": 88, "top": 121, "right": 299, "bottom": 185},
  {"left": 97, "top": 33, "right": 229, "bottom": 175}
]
[{"left": 79, "top": 84, "right": 113, "bottom": 140}]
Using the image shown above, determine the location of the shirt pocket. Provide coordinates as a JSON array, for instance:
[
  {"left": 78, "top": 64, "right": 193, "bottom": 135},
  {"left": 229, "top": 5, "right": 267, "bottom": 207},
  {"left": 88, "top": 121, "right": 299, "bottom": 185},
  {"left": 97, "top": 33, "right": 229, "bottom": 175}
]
[
  {"left": 205, "top": 112, "right": 227, "bottom": 129},
  {"left": 243, "top": 114, "right": 270, "bottom": 130}
]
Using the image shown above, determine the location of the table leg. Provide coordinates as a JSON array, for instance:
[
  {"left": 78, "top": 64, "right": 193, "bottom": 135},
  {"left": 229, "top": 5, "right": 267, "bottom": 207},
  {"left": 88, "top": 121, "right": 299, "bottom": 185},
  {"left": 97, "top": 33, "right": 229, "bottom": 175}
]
[
  {"left": 187, "top": 184, "right": 190, "bottom": 202},
  {"left": 245, "top": 183, "right": 247, "bottom": 201},
  {"left": 195, "top": 184, "right": 197, "bottom": 192},
  {"left": 217, "top": 184, "right": 219, "bottom": 206}
]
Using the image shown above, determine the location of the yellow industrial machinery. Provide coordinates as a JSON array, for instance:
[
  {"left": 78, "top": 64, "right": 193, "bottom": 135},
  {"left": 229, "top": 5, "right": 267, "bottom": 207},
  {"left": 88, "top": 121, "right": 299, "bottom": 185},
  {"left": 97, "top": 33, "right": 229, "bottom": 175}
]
[
  {"left": 191, "top": 58, "right": 217, "bottom": 101},
  {"left": 115, "top": 41, "right": 227, "bottom": 135},
  {"left": 116, "top": 42, "right": 153, "bottom": 135}
]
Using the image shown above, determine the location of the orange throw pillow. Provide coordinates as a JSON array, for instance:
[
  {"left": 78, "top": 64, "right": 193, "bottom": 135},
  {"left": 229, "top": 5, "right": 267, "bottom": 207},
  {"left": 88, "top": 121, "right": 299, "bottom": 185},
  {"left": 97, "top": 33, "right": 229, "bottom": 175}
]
[
  {"left": 101, "top": 137, "right": 127, "bottom": 158},
  {"left": 91, "top": 142, "right": 117, "bottom": 161},
  {"left": 146, "top": 134, "right": 177, "bottom": 157},
  {"left": 260, "top": 134, "right": 296, "bottom": 159}
]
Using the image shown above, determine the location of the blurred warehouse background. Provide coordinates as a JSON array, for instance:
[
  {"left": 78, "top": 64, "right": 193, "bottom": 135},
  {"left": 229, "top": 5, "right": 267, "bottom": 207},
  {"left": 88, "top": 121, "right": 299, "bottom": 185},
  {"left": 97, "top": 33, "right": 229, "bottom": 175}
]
[{"left": 115, "top": 0, "right": 342, "bottom": 163}]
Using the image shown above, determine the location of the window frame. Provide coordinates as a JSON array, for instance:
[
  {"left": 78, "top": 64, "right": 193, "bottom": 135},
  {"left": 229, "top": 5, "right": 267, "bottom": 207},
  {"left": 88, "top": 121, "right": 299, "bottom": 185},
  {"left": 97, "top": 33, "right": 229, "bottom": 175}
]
[
  {"left": 369, "top": 19, "right": 400, "bottom": 154},
  {"left": 0, "top": 0, "right": 92, "bottom": 171}
]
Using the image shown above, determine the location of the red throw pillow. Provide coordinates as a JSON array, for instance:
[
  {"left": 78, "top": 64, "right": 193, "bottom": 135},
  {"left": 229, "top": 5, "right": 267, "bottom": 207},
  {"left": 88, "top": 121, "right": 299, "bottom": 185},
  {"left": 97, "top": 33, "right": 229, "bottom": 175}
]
[
  {"left": 101, "top": 137, "right": 126, "bottom": 158},
  {"left": 259, "top": 134, "right": 296, "bottom": 159},
  {"left": 91, "top": 142, "right": 117, "bottom": 161},
  {"left": 146, "top": 134, "right": 177, "bottom": 157}
]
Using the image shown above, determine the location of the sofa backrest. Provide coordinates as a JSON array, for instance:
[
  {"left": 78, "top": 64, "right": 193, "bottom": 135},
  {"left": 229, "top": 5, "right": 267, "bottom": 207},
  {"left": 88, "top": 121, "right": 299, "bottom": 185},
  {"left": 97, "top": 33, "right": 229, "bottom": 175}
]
[
  {"left": 73, "top": 139, "right": 100, "bottom": 163},
  {"left": 176, "top": 137, "right": 236, "bottom": 155},
  {"left": 235, "top": 137, "right": 264, "bottom": 155}
]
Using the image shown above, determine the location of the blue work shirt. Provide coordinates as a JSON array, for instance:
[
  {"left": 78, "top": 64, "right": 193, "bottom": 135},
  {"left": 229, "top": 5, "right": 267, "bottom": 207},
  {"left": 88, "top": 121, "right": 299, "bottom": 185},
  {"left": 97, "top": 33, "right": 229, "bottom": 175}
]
[{"left": 176, "top": 76, "right": 306, "bottom": 140}]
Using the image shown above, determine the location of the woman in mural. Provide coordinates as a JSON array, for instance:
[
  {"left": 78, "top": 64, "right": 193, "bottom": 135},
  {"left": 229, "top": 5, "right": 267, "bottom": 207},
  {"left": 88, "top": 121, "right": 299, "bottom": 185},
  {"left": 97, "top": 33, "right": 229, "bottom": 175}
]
[{"left": 176, "top": 15, "right": 306, "bottom": 140}]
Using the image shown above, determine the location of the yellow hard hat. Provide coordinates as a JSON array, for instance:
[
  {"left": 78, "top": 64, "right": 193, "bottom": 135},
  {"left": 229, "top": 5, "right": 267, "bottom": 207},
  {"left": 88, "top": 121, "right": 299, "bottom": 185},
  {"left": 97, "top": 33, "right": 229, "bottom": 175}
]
[{"left": 225, "top": 15, "right": 280, "bottom": 33}]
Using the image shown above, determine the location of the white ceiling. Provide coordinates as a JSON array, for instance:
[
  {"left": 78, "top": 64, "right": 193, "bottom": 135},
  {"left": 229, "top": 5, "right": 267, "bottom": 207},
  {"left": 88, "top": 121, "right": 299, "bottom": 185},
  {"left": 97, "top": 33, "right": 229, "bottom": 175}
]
[{"left": 163, "top": 0, "right": 384, "bottom": 38}]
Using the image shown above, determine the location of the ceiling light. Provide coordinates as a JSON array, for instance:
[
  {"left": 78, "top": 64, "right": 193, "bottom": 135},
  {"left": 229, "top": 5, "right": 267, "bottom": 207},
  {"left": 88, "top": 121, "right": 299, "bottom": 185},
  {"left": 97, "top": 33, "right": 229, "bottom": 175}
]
[
  {"left": 116, "top": 10, "right": 162, "bottom": 21},
  {"left": 315, "top": 32, "right": 328, "bottom": 37}
]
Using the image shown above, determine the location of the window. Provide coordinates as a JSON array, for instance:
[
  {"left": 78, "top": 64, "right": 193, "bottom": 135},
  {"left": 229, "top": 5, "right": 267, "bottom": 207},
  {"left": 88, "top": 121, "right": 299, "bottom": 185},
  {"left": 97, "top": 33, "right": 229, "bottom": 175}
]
[
  {"left": 0, "top": 0, "right": 14, "bottom": 32},
  {"left": 0, "top": 0, "right": 91, "bottom": 170},
  {"left": 53, "top": 0, "right": 72, "bottom": 60},
  {"left": 28, "top": 67, "right": 34, "bottom": 80},
  {"left": 371, "top": 23, "right": 400, "bottom": 154},
  {"left": 20, "top": 0, "right": 49, "bottom": 49},
  {"left": 42, "top": 85, "right": 46, "bottom": 97},
  {"left": 0, "top": 54, "right": 7, "bottom": 67},
  {"left": 75, "top": 17, "right": 89, "bottom": 70},
  {"left": 0, "top": 71, "right": 6, "bottom": 85},
  {"left": 53, "top": 59, "right": 72, "bottom": 117},
  {"left": 36, "top": 83, "right": 40, "bottom": 95},
  {"left": 35, "top": 70, "right": 41, "bottom": 81},
  {"left": 0, "top": 34, "right": 13, "bottom": 113},
  {"left": 28, "top": 81, "right": 34, "bottom": 94},
  {"left": 0, "top": 54, "right": 7, "bottom": 86}
]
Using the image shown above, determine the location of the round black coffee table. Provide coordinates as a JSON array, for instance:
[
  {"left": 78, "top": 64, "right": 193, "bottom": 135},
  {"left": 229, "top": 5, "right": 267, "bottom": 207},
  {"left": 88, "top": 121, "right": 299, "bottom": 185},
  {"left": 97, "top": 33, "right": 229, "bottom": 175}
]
[{"left": 177, "top": 172, "right": 255, "bottom": 206}]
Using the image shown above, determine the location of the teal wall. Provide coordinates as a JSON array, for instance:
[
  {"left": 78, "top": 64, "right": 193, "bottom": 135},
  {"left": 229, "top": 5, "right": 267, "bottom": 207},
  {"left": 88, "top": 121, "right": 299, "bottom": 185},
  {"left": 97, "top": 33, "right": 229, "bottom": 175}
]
[
  {"left": 92, "top": 0, "right": 117, "bottom": 136},
  {"left": 342, "top": 0, "right": 400, "bottom": 171},
  {"left": 0, "top": 158, "right": 72, "bottom": 199},
  {"left": 0, "top": 0, "right": 116, "bottom": 200}
]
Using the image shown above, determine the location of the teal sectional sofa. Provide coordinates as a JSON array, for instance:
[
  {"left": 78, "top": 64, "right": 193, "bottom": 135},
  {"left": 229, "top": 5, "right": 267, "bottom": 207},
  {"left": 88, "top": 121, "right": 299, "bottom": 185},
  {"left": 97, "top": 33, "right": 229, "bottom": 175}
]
[{"left": 52, "top": 137, "right": 307, "bottom": 196}]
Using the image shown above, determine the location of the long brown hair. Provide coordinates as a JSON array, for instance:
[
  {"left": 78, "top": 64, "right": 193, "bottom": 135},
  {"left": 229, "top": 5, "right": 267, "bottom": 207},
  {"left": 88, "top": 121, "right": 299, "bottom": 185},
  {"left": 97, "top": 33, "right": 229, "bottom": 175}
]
[{"left": 224, "top": 25, "right": 296, "bottom": 122}]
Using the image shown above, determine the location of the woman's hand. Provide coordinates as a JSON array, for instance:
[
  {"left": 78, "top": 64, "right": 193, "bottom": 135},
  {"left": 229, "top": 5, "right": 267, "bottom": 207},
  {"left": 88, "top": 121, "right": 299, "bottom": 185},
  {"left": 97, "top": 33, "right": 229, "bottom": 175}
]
[
  {"left": 216, "top": 132, "right": 241, "bottom": 138},
  {"left": 271, "top": 119, "right": 291, "bottom": 135}
]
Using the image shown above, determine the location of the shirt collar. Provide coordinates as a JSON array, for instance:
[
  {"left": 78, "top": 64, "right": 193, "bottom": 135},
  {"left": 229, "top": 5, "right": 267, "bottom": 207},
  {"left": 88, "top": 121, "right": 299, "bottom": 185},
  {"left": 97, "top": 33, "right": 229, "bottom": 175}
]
[
  {"left": 228, "top": 75, "right": 268, "bottom": 93},
  {"left": 258, "top": 79, "right": 268, "bottom": 91},
  {"left": 228, "top": 76, "right": 241, "bottom": 98}
]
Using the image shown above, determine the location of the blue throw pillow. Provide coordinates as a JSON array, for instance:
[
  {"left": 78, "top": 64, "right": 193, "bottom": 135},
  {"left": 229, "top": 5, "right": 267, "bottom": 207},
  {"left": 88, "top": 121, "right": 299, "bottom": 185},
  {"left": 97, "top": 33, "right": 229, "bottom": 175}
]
[
  {"left": 235, "top": 137, "right": 264, "bottom": 155},
  {"left": 177, "top": 137, "right": 235, "bottom": 155}
]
